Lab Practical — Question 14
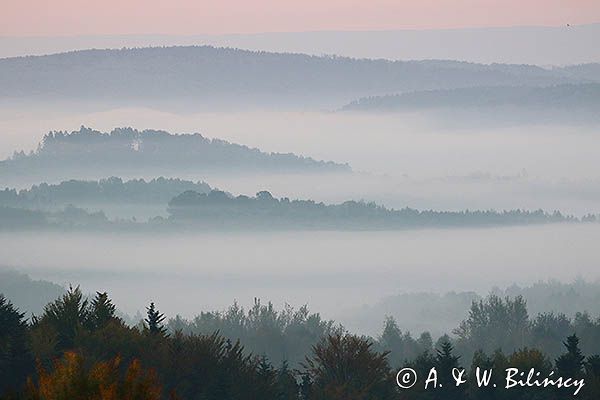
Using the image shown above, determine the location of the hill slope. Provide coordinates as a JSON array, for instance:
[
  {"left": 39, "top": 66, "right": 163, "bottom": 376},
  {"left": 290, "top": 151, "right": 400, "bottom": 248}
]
[
  {"left": 342, "top": 83, "right": 600, "bottom": 124},
  {"left": 0, "top": 46, "right": 583, "bottom": 109},
  {"left": 0, "top": 126, "right": 349, "bottom": 184}
]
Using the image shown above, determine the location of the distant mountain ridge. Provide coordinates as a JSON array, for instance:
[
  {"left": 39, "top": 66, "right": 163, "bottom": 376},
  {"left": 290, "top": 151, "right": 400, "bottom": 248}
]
[
  {"left": 0, "top": 46, "right": 591, "bottom": 109},
  {"left": 2, "top": 24, "right": 600, "bottom": 65}
]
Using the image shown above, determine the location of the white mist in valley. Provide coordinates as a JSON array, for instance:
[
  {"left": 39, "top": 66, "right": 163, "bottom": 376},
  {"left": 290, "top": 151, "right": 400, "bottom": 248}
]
[
  {"left": 2, "top": 223, "right": 599, "bottom": 334},
  {"left": 2, "top": 104, "right": 600, "bottom": 336},
  {"left": 2, "top": 106, "right": 600, "bottom": 215}
]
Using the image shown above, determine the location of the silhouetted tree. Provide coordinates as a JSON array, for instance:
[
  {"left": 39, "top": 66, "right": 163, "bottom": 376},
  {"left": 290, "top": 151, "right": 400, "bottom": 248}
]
[
  {"left": 88, "top": 291, "right": 117, "bottom": 330},
  {"left": 435, "top": 340, "right": 465, "bottom": 400},
  {"left": 145, "top": 302, "right": 167, "bottom": 337},
  {"left": 303, "top": 333, "right": 396, "bottom": 400},
  {"left": 256, "top": 355, "right": 278, "bottom": 397},
  {"left": 556, "top": 334, "right": 585, "bottom": 378},
  {"left": 379, "top": 316, "right": 403, "bottom": 367},
  {"left": 585, "top": 355, "right": 600, "bottom": 400},
  {"left": 276, "top": 360, "right": 299, "bottom": 400},
  {"left": 38, "top": 286, "right": 89, "bottom": 349},
  {"left": 0, "top": 294, "right": 33, "bottom": 396}
]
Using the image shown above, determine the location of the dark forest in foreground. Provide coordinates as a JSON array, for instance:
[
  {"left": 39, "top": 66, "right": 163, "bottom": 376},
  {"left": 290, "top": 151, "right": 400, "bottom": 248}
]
[{"left": 2, "top": 287, "right": 600, "bottom": 399}]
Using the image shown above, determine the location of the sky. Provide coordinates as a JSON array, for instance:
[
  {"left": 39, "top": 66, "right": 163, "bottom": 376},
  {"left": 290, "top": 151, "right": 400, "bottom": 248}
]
[{"left": 2, "top": 0, "right": 600, "bottom": 37}]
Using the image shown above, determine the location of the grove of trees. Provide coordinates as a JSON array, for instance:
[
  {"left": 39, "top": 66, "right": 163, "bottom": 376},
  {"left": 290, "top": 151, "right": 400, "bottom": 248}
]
[{"left": 2, "top": 289, "right": 600, "bottom": 399}]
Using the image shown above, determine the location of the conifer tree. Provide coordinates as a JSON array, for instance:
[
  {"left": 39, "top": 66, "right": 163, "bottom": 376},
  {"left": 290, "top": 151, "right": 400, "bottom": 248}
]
[
  {"left": 585, "top": 355, "right": 600, "bottom": 399},
  {"left": 40, "top": 285, "right": 89, "bottom": 349},
  {"left": 276, "top": 360, "right": 299, "bottom": 400},
  {"left": 145, "top": 302, "right": 167, "bottom": 336},
  {"left": 88, "top": 291, "right": 116, "bottom": 330},
  {"left": 256, "top": 355, "right": 277, "bottom": 397},
  {"left": 556, "top": 334, "right": 585, "bottom": 378},
  {"left": 379, "top": 316, "right": 404, "bottom": 367},
  {"left": 0, "top": 294, "right": 33, "bottom": 395},
  {"left": 436, "top": 339, "right": 465, "bottom": 400},
  {"left": 587, "top": 355, "right": 600, "bottom": 377}
]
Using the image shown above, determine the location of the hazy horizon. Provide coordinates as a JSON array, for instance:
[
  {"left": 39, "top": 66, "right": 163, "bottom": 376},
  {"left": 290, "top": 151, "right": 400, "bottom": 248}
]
[{"left": 2, "top": 23, "right": 600, "bottom": 65}]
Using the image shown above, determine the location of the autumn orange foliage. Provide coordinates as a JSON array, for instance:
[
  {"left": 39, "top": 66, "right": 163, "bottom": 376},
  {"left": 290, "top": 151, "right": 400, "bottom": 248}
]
[{"left": 25, "top": 352, "right": 162, "bottom": 400}]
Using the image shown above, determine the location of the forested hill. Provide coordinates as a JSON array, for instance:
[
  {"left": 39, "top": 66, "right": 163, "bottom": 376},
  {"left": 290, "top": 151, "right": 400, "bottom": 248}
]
[
  {"left": 0, "top": 127, "right": 349, "bottom": 183},
  {"left": 342, "top": 83, "right": 600, "bottom": 115},
  {"left": 0, "top": 177, "right": 211, "bottom": 209},
  {"left": 0, "top": 188, "right": 588, "bottom": 231},
  {"left": 0, "top": 46, "right": 587, "bottom": 108},
  {"left": 166, "top": 189, "right": 578, "bottom": 229}
]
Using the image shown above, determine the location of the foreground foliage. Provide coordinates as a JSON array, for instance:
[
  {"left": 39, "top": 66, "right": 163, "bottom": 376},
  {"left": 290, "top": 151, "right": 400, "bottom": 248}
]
[{"left": 2, "top": 289, "right": 600, "bottom": 399}]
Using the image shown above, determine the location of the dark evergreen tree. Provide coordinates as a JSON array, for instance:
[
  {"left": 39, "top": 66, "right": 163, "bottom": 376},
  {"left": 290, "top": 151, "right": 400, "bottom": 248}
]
[
  {"left": 0, "top": 294, "right": 33, "bottom": 396},
  {"left": 38, "top": 285, "right": 89, "bottom": 349},
  {"left": 585, "top": 355, "right": 600, "bottom": 400},
  {"left": 586, "top": 355, "right": 600, "bottom": 376},
  {"left": 556, "top": 334, "right": 585, "bottom": 378},
  {"left": 379, "top": 316, "right": 404, "bottom": 368},
  {"left": 435, "top": 340, "right": 466, "bottom": 400},
  {"left": 276, "top": 360, "right": 299, "bottom": 400},
  {"left": 145, "top": 302, "right": 167, "bottom": 336},
  {"left": 256, "top": 355, "right": 278, "bottom": 397},
  {"left": 88, "top": 291, "right": 116, "bottom": 330}
]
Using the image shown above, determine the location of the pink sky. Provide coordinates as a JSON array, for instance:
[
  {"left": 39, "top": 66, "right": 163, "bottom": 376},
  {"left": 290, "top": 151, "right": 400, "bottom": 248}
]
[{"left": 2, "top": 0, "right": 600, "bottom": 36}]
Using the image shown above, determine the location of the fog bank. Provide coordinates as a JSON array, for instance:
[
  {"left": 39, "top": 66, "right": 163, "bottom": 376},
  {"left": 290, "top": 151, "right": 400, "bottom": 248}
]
[
  {"left": 2, "top": 224, "right": 599, "bottom": 334},
  {"left": 2, "top": 107, "right": 600, "bottom": 215}
]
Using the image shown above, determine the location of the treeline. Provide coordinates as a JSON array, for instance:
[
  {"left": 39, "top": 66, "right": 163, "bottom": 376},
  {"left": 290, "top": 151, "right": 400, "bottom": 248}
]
[
  {"left": 4, "top": 269, "right": 600, "bottom": 352},
  {"left": 352, "top": 280, "right": 600, "bottom": 338},
  {"left": 343, "top": 83, "right": 600, "bottom": 113},
  {"left": 165, "top": 294, "right": 600, "bottom": 369},
  {"left": 0, "top": 205, "right": 110, "bottom": 230},
  {"left": 167, "top": 300, "right": 343, "bottom": 368},
  {"left": 167, "top": 189, "right": 579, "bottom": 229},
  {"left": 2, "top": 289, "right": 600, "bottom": 399},
  {"left": 0, "top": 177, "right": 211, "bottom": 209},
  {"left": 0, "top": 127, "right": 349, "bottom": 182},
  {"left": 1, "top": 187, "right": 592, "bottom": 231}
]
